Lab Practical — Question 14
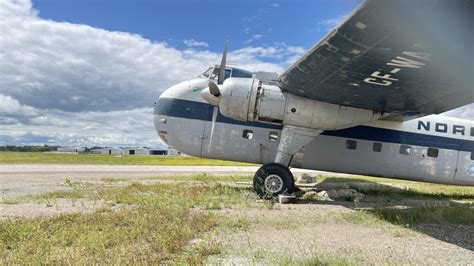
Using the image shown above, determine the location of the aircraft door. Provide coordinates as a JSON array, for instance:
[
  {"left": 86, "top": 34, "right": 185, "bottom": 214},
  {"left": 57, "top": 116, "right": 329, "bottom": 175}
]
[
  {"left": 200, "top": 106, "right": 218, "bottom": 157},
  {"left": 454, "top": 150, "right": 474, "bottom": 183},
  {"left": 200, "top": 106, "right": 269, "bottom": 163}
]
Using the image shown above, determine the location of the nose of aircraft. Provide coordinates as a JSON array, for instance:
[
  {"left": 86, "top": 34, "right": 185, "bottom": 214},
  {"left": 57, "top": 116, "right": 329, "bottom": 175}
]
[
  {"left": 153, "top": 78, "right": 210, "bottom": 157},
  {"left": 153, "top": 97, "right": 169, "bottom": 146}
]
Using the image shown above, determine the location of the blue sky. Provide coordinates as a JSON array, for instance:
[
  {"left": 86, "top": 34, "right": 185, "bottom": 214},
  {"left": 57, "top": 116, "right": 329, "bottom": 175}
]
[
  {"left": 0, "top": 0, "right": 471, "bottom": 147},
  {"left": 32, "top": 0, "right": 359, "bottom": 54}
]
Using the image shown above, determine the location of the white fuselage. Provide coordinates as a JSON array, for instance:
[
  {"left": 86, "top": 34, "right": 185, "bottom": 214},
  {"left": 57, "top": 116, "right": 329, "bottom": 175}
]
[{"left": 154, "top": 78, "right": 474, "bottom": 186}]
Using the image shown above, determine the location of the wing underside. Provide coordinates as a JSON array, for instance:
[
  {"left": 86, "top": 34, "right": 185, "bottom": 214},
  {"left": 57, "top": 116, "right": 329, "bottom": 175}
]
[{"left": 278, "top": 0, "right": 473, "bottom": 117}]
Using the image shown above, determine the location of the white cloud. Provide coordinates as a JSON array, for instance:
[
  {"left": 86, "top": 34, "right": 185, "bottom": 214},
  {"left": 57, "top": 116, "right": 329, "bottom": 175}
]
[
  {"left": 0, "top": 105, "right": 158, "bottom": 147},
  {"left": 0, "top": 94, "right": 39, "bottom": 118},
  {"left": 183, "top": 39, "right": 209, "bottom": 48},
  {"left": 244, "top": 34, "right": 263, "bottom": 44},
  {"left": 0, "top": 0, "right": 304, "bottom": 147}
]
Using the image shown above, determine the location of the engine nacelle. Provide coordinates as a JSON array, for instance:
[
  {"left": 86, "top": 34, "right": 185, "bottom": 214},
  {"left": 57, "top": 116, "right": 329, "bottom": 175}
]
[
  {"left": 219, "top": 78, "right": 382, "bottom": 130},
  {"left": 218, "top": 78, "right": 258, "bottom": 122}
]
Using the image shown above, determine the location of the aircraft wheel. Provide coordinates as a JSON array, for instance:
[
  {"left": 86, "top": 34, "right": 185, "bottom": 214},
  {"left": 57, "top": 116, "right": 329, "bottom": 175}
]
[{"left": 253, "top": 163, "right": 294, "bottom": 199}]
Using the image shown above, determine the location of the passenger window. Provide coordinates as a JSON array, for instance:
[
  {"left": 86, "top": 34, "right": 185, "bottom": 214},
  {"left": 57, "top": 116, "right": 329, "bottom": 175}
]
[
  {"left": 242, "top": 129, "right": 253, "bottom": 140},
  {"left": 399, "top": 145, "right": 411, "bottom": 155},
  {"left": 346, "top": 140, "right": 357, "bottom": 150},
  {"left": 269, "top": 132, "right": 278, "bottom": 142},
  {"left": 471, "top": 127, "right": 474, "bottom": 137},
  {"left": 427, "top": 148, "right": 439, "bottom": 158},
  {"left": 373, "top": 142, "right": 382, "bottom": 152}
]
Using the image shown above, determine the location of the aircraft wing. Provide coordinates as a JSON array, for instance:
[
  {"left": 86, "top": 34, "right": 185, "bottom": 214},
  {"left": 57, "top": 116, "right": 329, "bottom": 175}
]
[{"left": 278, "top": 0, "right": 473, "bottom": 117}]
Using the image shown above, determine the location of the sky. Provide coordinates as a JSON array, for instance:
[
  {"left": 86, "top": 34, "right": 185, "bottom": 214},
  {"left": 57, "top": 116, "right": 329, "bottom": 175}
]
[{"left": 0, "top": 0, "right": 472, "bottom": 148}]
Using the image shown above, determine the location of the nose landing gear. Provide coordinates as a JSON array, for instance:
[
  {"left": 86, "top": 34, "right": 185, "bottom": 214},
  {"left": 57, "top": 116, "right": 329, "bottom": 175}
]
[{"left": 253, "top": 163, "right": 295, "bottom": 199}]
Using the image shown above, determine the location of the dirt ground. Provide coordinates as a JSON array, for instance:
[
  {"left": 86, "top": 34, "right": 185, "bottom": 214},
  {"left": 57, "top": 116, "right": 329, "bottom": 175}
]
[
  {"left": 205, "top": 204, "right": 473, "bottom": 265},
  {"left": 1, "top": 164, "right": 472, "bottom": 264}
]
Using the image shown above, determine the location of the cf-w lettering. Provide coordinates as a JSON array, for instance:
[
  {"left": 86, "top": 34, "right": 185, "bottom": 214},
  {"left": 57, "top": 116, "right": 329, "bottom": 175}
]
[{"left": 364, "top": 51, "right": 432, "bottom": 87}]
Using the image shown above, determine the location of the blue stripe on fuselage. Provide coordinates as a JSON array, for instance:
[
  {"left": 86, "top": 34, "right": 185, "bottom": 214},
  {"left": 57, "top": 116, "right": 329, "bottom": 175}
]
[
  {"left": 154, "top": 98, "right": 474, "bottom": 152},
  {"left": 154, "top": 98, "right": 282, "bottom": 130}
]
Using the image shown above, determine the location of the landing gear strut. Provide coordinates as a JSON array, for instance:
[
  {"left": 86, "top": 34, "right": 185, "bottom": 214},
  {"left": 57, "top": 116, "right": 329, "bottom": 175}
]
[
  {"left": 253, "top": 126, "right": 321, "bottom": 198},
  {"left": 253, "top": 163, "right": 295, "bottom": 199}
]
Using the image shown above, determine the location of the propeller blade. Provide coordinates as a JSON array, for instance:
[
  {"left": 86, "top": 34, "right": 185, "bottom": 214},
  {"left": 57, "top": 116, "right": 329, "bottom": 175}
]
[
  {"left": 217, "top": 40, "right": 228, "bottom": 85},
  {"left": 208, "top": 81, "right": 221, "bottom": 97}
]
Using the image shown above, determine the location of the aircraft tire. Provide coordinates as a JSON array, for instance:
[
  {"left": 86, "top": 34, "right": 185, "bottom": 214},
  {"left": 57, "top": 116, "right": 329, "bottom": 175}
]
[{"left": 253, "top": 163, "right": 294, "bottom": 199}]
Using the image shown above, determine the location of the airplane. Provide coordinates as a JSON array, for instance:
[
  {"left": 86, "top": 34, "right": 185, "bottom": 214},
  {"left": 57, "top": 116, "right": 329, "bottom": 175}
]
[{"left": 154, "top": 0, "right": 473, "bottom": 198}]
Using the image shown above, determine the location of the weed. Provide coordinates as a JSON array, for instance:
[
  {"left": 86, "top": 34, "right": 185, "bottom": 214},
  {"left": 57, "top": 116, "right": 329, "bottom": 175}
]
[
  {"left": 261, "top": 199, "right": 277, "bottom": 210},
  {"left": 0, "top": 199, "right": 20, "bottom": 205},
  {"left": 254, "top": 250, "right": 265, "bottom": 261},
  {"left": 279, "top": 254, "right": 355, "bottom": 266},
  {"left": 100, "top": 177, "right": 130, "bottom": 183},
  {"left": 64, "top": 179, "right": 93, "bottom": 191},
  {"left": 353, "top": 196, "right": 361, "bottom": 209},
  {"left": 195, "top": 240, "right": 222, "bottom": 256},
  {"left": 221, "top": 217, "right": 251, "bottom": 231},
  {"left": 43, "top": 198, "right": 55, "bottom": 207}
]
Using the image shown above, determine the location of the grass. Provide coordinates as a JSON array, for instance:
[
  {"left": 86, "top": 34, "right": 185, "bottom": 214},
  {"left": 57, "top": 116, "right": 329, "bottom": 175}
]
[
  {"left": 1, "top": 207, "right": 217, "bottom": 264},
  {"left": 0, "top": 182, "right": 254, "bottom": 264},
  {"left": 282, "top": 255, "right": 356, "bottom": 266},
  {"left": 372, "top": 204, "right": 474, "bottom": 225},
  {"left": 0, "top": 152, "right": 255, "bottom": 166},
  {"left": 1, "top": 173, "right": 474, "bottom": 264},
  {"left": 177, "top": 173, "right": 252, "bottom": 183}
]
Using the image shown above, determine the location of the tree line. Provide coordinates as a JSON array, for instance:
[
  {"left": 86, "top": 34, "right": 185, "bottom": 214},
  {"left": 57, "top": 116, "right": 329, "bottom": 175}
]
[{"left": 0, "top": 145, "right": 59, "bottom": 152}]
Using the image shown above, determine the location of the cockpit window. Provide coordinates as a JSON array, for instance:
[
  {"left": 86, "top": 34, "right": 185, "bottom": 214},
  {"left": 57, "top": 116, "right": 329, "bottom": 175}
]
[
  {"left": 201, "top": 67, "right": 213, "bottom": 78},
  {"left": 232, "top": 68, "right": 253, "bottom": 78},
  {"left": 209, "top": 67, "right": 219, "bottom": 79},
  {"left": 201, "top": 66, "right": 252, "bottom": 80},
  {"left": 208, "top": 67, "right": 231, "bottom": 80}
]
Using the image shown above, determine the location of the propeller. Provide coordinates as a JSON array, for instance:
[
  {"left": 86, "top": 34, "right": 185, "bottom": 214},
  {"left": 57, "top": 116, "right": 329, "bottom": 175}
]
[
  {"left": 201, "top": 40, "right": 228, "bottom": 105},
  {"left": 217, "top": 40, "right": 228, "bottom": 85}
]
